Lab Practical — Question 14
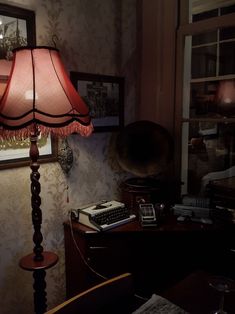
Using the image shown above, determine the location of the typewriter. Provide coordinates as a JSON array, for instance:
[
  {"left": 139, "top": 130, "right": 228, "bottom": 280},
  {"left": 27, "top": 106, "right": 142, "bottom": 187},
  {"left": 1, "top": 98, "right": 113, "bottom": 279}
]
[{"left": 73, "top": 200, "right": 136, "bottom": 231}]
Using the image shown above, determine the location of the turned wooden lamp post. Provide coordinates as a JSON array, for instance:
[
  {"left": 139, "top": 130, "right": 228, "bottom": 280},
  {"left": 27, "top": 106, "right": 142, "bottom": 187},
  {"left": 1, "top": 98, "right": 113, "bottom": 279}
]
[{"left": 0, "top": 46, "right": 93, "bottom": 313}]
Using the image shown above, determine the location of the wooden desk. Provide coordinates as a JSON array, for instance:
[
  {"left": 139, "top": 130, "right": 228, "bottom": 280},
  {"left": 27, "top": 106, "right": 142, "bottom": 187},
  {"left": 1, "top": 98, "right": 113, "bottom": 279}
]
[{"left": 63, "top": 217, "right": 234, "bottom": 299}]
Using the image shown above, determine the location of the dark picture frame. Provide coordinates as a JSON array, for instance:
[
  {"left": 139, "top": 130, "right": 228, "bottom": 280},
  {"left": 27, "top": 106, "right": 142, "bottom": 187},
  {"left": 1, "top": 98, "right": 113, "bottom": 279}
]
[
  {"left": 0, "top": 4, "right": 36, "bottom": 97},
  {"left": 0, "top": 136, "right": 58, "bottom": 170},
  {"left": 0, "top": 4, "right": 58, "bottom": 169},
  {"left": 70, "top": 71, "right": 124, "bottom": 132}
]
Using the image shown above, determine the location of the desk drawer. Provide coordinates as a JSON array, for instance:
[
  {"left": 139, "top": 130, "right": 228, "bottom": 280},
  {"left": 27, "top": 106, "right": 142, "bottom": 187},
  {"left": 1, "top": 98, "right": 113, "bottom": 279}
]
[{"left": 86, "top": 235, "right": 133, "bottom": 277}]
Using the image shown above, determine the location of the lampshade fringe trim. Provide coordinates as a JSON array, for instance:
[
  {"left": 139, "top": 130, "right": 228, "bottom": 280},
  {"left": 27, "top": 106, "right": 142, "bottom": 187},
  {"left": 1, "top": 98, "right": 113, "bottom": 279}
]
[{"left": 0, "top": 122, "right": 93, "bottom": 140}]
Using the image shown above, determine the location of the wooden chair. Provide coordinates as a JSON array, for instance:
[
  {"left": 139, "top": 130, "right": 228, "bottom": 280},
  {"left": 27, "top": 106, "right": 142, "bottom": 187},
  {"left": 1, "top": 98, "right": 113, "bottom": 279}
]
[{"left": 46, "top": 273, "right": 140, "bottom": 314}]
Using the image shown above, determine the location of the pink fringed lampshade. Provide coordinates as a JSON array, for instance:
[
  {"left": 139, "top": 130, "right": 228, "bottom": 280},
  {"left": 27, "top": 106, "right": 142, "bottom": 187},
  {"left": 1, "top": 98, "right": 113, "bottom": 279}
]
[{"left": 0, "top": 46, "right": 93, "bottom": 138}]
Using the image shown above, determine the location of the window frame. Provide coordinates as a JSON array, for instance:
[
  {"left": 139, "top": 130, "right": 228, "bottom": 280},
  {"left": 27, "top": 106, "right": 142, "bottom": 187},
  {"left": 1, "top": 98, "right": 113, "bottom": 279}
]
[{"left": 174, "top": 2, "right": 235, "bottom": 196}]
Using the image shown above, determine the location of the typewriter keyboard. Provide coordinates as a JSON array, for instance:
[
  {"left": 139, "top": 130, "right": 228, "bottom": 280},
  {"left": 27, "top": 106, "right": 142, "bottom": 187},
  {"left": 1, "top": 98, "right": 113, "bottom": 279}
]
[{"left": 91, "top": 206, "right": 130, "bottom": 226}]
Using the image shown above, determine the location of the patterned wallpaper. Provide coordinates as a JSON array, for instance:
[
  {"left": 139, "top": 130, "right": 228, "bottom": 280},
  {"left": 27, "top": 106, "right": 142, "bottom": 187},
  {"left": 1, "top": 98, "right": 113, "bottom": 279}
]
[{"left": 0, "top": 0, "right": 137, "bottom": 313}]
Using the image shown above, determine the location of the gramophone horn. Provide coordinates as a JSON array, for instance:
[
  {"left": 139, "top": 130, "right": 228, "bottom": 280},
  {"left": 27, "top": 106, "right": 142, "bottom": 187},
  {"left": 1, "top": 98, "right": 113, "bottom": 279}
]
[{"left": 116, "top": 120, "right": 173, "bottom": 177}]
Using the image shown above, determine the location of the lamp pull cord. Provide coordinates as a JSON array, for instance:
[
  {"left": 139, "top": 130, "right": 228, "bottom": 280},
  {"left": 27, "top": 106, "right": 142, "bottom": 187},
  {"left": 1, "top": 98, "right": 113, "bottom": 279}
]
[{"left": 66, "top": 184, "right": 69, "bottom": 203}]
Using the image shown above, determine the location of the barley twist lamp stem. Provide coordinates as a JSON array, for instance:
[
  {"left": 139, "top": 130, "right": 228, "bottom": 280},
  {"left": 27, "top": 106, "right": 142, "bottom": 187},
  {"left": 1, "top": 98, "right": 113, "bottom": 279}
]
[
  {"left": 30, "top": 129, "right": 43, "bottom": 261},
  {"left": 19, "top": 128, "right": 58, "bottom": 314}
]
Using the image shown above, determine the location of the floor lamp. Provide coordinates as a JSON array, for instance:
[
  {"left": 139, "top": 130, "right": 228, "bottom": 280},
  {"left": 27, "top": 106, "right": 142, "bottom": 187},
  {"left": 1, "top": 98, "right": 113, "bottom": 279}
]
[{"left": 0, "top": 46, "right": 93, "bottom": 314}]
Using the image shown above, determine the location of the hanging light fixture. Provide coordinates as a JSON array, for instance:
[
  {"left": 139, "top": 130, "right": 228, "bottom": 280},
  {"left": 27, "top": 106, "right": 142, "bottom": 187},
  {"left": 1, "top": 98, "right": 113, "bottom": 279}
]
[{"left": 0, "top": 46, "right": 93, "bottom": 314}]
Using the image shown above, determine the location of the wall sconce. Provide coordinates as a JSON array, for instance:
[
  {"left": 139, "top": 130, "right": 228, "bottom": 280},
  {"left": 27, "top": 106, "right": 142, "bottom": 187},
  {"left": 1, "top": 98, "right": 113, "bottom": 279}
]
[{"left": 58, "top": 138, "right": 74, "bottom": 175}]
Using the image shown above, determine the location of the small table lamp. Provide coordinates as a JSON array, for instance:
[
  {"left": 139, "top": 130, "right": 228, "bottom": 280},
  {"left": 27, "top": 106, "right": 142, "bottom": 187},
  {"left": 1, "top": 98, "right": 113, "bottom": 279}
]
[{"left": 0, "top": 46, "right": 93, "bottom": 313}]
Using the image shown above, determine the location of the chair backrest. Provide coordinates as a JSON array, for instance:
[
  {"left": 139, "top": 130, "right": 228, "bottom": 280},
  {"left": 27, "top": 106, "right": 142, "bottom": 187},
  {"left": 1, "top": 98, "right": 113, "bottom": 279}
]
[{"left": 46, "top": 273, "right": 135, "bottom": 314}]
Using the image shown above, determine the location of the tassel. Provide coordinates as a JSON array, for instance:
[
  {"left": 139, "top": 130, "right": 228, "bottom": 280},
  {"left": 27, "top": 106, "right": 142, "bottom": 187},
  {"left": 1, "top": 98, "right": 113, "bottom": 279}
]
[{"left": 66, "top": 184, "right": 69, "bottom": 203}]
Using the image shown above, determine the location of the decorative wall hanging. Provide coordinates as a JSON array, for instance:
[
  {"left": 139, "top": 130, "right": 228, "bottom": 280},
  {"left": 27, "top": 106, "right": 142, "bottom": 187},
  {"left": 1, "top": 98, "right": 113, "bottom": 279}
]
[
  {"left": 70, "top": 71, "right": 124, "bottom": 132},
  {"left": 57, "top": 138, "right": 74, "bottom": 175}
]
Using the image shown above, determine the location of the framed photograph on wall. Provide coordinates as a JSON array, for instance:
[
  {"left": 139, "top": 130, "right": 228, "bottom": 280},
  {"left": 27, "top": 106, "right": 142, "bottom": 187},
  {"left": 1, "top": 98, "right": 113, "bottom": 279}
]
[
  {"left": 0, "top": 74, "right": 8, "bottom": 99},
  {"left": 0, "top": 135, "right": 58, "bottom": 170},
  {"left": 0, "top": 4, "right": 57, "bottom": 169},
  {"left": 70, "top": 71, "right": 125, "bottom": 132},
  {"left": 0, "top": 3, "right": 36, "bottom": 93},
  {"left": 0, "top": 3, "right": 36, "bottom": 55}
]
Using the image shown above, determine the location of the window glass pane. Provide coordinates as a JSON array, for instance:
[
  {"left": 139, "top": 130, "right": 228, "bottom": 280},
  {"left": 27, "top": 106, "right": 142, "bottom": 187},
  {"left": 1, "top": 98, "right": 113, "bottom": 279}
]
[
  {"left": 190, "top": 81, "right": 218, "bottom": 118},
  {"left": 182, "top": 121, "right": 235, "bottom": 196},
  {"left": 183, "top": 32, "right": 235, "bottom": 118},
  {"left": 190, "top": 0, "right": 235, "bottom": 23},
  {"left": 219, "top": 42, "right": 235, "bottom": 75},
  {"left": 192, "top": 31, "right": 217, "bottom": 46},
  {"left": 220, "top": 27, "right": 235, "bottom": 40},
  {"left": 181, "top": 1, "right": 235, "bottom": 199},
  {"left": 221, "top": 3, "right": 235, "bottom": 15},
  {"left": 190, "top": 79, "right": 235, "bottom": 118},
  {"left": 182, "top": 30, "right": 235, "bottom": 197},
  {"left": 192, "top": 45, "right": 217, "bottom": 78},
  {"left": 192, "top": 9, "right": 218, "bottom": 22},
  {"left": 185, "top": 27, "right": 235, "bottom": 80}
]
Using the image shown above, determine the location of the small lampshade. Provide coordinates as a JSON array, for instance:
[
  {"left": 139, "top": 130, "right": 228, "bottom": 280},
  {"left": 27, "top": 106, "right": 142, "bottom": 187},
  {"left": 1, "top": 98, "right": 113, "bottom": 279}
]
[
  {"left": 216, "top": 79, "right": 235, "bottom": 114},
  {"left": 0, "top": 46, "right": 93, "bottom": 139}
]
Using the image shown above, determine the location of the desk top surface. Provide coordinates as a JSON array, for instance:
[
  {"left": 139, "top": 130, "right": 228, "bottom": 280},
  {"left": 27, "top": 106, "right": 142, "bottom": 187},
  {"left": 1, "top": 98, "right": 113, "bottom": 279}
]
[{"left": 64, "top": 215, "right": 233, "bottom": 235}]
